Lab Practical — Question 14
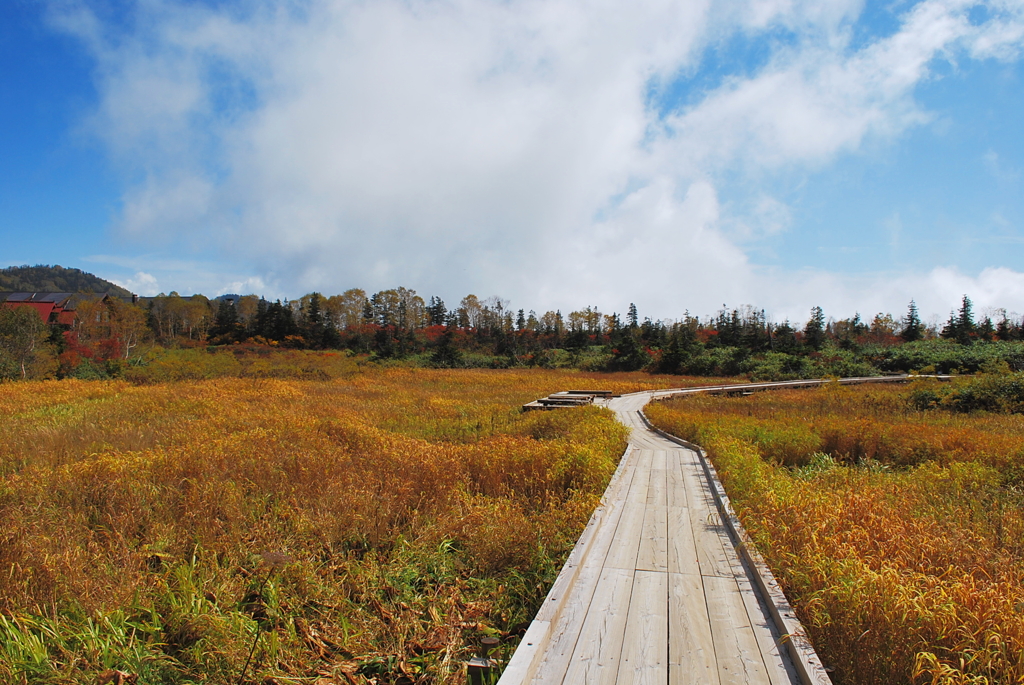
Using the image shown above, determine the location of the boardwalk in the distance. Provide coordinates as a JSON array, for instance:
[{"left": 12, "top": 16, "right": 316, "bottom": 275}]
[{"left": 497, "top": 390, "right": 807, "bottom": 685}]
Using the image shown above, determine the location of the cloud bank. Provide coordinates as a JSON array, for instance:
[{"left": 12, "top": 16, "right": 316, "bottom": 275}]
[{"left": 49, "top": 0, "right": 1024, "bottom": 321}]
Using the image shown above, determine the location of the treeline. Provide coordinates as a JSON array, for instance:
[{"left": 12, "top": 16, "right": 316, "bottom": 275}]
[
  {"left": 169, "top": 289, "right": 1024, "bottom": 362},
  {"left": 4, "top": 285, "right": 1024, "bottom": 381}
]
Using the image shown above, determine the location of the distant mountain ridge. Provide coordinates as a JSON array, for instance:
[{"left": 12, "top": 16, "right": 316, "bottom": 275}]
[{"left": 0, "top": 265, "right": 133, "bottom": 297}]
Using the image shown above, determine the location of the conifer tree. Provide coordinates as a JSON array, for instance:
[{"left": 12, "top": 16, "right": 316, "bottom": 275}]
[
  {"left": 627, "top": 303, "right": 639, "bottom": 329},
  {"left": 430, "top": 323, "right": 463, "bottom": 368},
  {"left": 803, "top": 306, "right": 826, "bottom": 350},
  {"left": 996, "top": 314, "right": 1015, "bottom": 341},
  {"left": 209, "top": 299, "right": 241, "bottom": 343},
  {"left": 900, "top": 300, "right": 923, "bottom": 342},
  {"left": 426, "top": 297, "right": 447, "bottom": 326},
  {"left": 942, "top": 295, "right": 976, "bottom": 345},
  {"left": 302, "top": 293, "right": 340, "bottom": 348}
]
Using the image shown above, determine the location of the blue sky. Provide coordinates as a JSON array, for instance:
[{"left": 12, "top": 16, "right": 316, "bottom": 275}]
[
  {"left": 3, "top": 0, "right": 1024, "bottom": 323},
  {"left": 1, "top": 2, "right": 112, "bottom": 257}
]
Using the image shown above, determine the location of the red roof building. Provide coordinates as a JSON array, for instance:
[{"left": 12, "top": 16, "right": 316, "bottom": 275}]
[{"left": 0, "top": 292, "right": 127, "bottom": 327}]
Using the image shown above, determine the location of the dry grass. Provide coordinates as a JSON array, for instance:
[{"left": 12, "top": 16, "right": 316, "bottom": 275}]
[
  {"left": 647, "top": 380, "right": 1024, "bottom": 685},
  {"left": 0, "top": 367, "right": 690, "bottom": 684}
]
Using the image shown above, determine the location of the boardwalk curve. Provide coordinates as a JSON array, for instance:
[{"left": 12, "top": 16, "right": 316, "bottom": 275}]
[{"left": 499, "top": 377, "right": 936, "bottom": 685}]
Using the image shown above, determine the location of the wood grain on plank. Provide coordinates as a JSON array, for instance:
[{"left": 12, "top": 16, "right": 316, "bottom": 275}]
[
  {"left": 626, "top": 450, "right": 653, "bottom": 504},
  {"left": 637, "top": 503, "right": 668, "bottom": 572},
  {"left": 616, "top": 570, "right": 669, "bottom": 685},
  {"left": 668, "top": 505, "right": 701, "bottom": 577},
  {"left": 561, "top": 568, "right": 636, "bottom": 685},
  {"left": 531, "top": 556, "right": 612, "bottom": 685},
  {"left": 604, "top": 449, "right": 652, "bottom": 571},
  {"left": 501, "top": 389, "right": 817, "bottom": 685},
  {"left": 669, "top": 572, "right": 719, "bottom": 685},
  {"left": 667, "top": 450, "right": 688, "bottom": 508},
  {"left": 721, "top": 523, "right": 798, "bottom": 685},
  {"left": 647, "top": 450, "right": 667, "bottom": 507},
  {"left": 680, "top": 450, "right": 734, "bottom": 579},
  {"left": 704, "top": 574, "right": 772, "bottom": 684},
  {"left": 605, "top": 501, "right": 648, "bottom": 571},
  {"left": 730, "top": 559, "right": 797, "bottom": 685}
]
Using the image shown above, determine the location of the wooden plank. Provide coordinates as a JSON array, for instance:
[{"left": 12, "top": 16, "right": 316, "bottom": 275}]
[
  {"left": 705, "top": 521, "right": 790, "bottom": 683},
  {"left": 636, "top": 504, "right": 668, "bottom": 572},
  {"left": 729, "top": 556, "right": 797, "bottom": 685},
  {"left": 688, "top": 454, "right": 737, "bottom": 577},
  {"left": 498, "top": 619, "right": 550, "bottom": 685},
  {"left": 667, "top": 449, "right": 688, "bottom": 508},
  {"left": 533, "top": 442, "right": 651, "bottom": 680},
  {"left": 647, "top": 450, "right": 667, "bottom": 506},
  {"left": 560, "top": 568, "right": 636, "bottom": 685},
  {"left": 605, "top": 449, "right": 651, "bottom": 571},
  {"left": 680, "top": 448, "right": 715, "bottom": 518},
  {"left": 626, "top": 450, "right": 653, "bottom": 503},
  {"left": 604, "top": 501, "right": 647, "bottom": 571},
  {"left": 703, "top": 575, "right": 772, "bottom": 684},
  {"left": 669, "top": 572, "right": 719, "bottom": 685},
  {"left": 616, "top": 570, "right": 669, "bottom": 685},
  {"left": 667, "top": 505, "right": 701, "bottom": 577},
  {"left": 709, "top": 461, "right": 802, "bottom": 685},
  {"left": 694, "top": 434, "right": 828, "bottom": 685},
  {"left": 531, "top": 558, "right": 608, "bottom": 685}
]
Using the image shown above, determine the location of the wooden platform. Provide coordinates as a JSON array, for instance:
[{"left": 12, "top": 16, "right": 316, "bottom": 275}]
[
  {"left": 498, "top": 389, "right": 833, "bottom": 685},
  {"left": 523, "top": 390, "right": 615, "bottom": 411}
]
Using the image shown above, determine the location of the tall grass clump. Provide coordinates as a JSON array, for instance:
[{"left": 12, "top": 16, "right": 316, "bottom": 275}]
[
  {"left": 647, "top": 379, "right": 1024, "bottom": 685},
  {"left": 0, "top": 368, "right": 688, "bottom": 684}
]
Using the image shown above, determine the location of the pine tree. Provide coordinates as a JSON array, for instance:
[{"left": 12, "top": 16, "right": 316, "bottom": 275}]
[
  {"left": 209, "top": 299, "right": 241, "bottom": 343},
  {"left": 658, "top": 326, "right": 691, "bottom": 374},
  {"left": 430, "top": 323, "right": 463, "bottom": 368},
  {"left": 264, "top": 300, "right": 298, "bottom": 342},
  {"left": 900, "top": 300, "right": 923, "bottom": 342},
  {"left": 426, "top": 297, "right": 447, "bottom": 326},
  {"left": 627, "top": 303, "right": 638, "bottom": 329},
  {"left": 958, "top": 295, "right": 975, "bottom": 333},
  {"left": 803, "top": 306, "right": 826, "bottom": 350},
  {"left": 941, "top": 295, "right": 976, "bottom": 345},
  {"left": 773, "top": 321, "right": 798, "bottom": 353},
  {"left": 978, "top": 317, "right": 995, "bottom": 341},
  {"left": 252, "top": 298, "right": 269, "bottom": 339},
  {"left": 610, "top": 331, "right": 648, "bottom": 371},
  {"left": 302, "top": 293, "right": 339, "bottom": 349},
  {"left": 996, "top": 314, "right": 1014, "bottom": 341}
]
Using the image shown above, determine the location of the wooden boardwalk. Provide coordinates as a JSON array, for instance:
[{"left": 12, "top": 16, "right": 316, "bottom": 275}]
[{"left": 498, "top": 388, "right": 837, "bottom": 685}]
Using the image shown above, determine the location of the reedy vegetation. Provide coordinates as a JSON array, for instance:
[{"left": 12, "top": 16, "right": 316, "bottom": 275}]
[
  {"left": 0, "top": 368, "right": 689, "bottom": 684},
  {"left": 647, "top": 378, "right": 1024, "bottom": 685}
]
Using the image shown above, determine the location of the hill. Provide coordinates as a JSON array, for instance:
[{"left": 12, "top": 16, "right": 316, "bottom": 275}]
[{"left": 0, "top": 264, "right": 133, "bottom": 297}]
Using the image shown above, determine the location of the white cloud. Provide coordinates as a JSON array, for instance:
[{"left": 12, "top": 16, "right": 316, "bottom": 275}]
[
  {"left": 733, "top": 265, "right": 1024, "bottom": 326},
  {"left": 722, "top": 194, "right": 793, "bottom": 241},
  {"left": 112, "top": 271, "right": 160, "bottom": 296},
  {"left": 47, "top": 0, "right": 1024, "bottom": 320},
  {"left": 660, "top": 0, "right": 993, "bottom": 172},
  {"left": 85, "top": 254, "right": 275, "bottom": 297}
]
